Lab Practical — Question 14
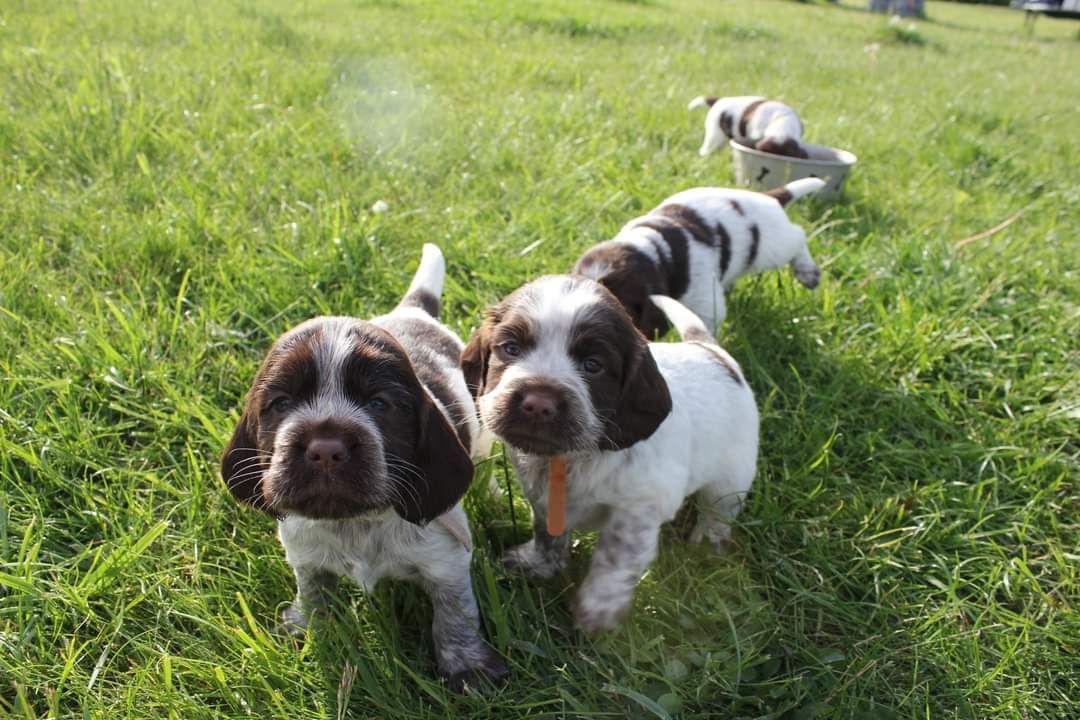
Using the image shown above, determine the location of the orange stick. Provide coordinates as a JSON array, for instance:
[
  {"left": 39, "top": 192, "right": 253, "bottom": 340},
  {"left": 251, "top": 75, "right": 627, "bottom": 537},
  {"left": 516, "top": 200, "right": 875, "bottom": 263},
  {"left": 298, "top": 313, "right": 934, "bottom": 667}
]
[{"left": 546, "top": 456, "right": 568, "bottom": 537}]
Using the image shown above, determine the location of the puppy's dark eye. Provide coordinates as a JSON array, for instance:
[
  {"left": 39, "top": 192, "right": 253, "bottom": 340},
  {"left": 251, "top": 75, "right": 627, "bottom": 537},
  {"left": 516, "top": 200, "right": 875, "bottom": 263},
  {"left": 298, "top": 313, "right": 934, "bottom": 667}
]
[
  {"left": 270, "top": 396, "right": 291, "bottom": 413},
  {"left": 499, "top": 341, "right": 522, "bottom": 358},
  {"left": 582, "top": 357, "right": 604, "bottom": 375},
  {"left": 366, "top": 397, "right": 389, "bottom": 413}
]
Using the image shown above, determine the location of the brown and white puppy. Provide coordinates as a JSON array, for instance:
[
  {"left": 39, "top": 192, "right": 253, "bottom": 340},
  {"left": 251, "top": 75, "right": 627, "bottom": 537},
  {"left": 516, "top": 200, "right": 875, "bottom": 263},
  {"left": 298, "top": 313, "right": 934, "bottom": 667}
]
[
  {"left": 462, "top": 277, "right": 758, "bottom": 634},
  {"left": 689, "top": 95, "right": 809, "bottom": 159},
  {"left": 574, "top": 178, "right": 826, "bottom": 338},
  {"left": 221, "top": 244, "right": 506, "bottom": 690}
]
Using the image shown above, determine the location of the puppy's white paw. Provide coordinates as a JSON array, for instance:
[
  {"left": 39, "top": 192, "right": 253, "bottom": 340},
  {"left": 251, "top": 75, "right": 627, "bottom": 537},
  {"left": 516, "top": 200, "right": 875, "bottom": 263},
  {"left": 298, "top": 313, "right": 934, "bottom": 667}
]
[{"left": 573, "top": 587, "right": 631, "bottom": 635}]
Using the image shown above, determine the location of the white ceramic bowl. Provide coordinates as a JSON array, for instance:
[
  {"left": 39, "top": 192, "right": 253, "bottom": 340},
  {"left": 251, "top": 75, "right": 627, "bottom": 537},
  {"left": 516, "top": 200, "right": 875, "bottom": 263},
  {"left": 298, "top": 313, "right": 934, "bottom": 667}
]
[{"left": 730, "top": 140, "right": 857, "bottom": 199}]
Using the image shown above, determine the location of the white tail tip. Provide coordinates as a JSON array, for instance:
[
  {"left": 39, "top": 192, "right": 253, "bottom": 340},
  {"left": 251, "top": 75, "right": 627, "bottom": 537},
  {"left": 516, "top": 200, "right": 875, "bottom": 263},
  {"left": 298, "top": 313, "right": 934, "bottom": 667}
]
[
  {"left": 785, "top": 177, "right": 827, "bottom": 200},
  {"left": 688, "top": 96, "right": 708, "bottom": 111},
  {"left": 649, "top": 295, "right": 715, "bottom": 345}
]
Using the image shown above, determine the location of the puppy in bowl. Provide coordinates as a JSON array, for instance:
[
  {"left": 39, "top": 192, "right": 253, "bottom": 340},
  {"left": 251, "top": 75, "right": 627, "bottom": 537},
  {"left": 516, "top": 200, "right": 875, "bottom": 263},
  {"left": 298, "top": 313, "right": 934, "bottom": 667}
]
[
  {"left": 221, "top": 244, "right": 506, "bottom": 690},
  {"left": 689, "top": 94, "right": 809, "bottom": 159},
  {"left": 462, "top": 278, "right": 758, "bottom": 633},
  {"left": 574, "top": 177, "right": 825, "bottom": 338}
]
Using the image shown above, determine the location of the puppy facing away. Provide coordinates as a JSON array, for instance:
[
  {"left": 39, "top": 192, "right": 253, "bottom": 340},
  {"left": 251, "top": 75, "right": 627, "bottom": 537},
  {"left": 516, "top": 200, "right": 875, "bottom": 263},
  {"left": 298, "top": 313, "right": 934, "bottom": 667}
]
[
  {"left": 689, "top": 95, "right": 809, "bottom": 159},
  {"left": 461, "top": 277, "right": 758, "bottom": 633},
  {"left": 221, "top": 244, "right": 506, "bottom": 690},
  {"left": 574, "top": 177, "right": 826, "bottom": 338}
]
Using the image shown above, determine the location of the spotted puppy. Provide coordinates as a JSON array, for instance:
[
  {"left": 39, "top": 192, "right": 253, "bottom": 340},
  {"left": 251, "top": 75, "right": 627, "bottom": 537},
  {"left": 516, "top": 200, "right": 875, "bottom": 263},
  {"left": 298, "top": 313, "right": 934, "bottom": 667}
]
[
  {"left": 221, "top": 244, "right": 506, "bottom": 690},
  {"left": 461, "top": 277, "right": 758, "bottom": 633},
  {"left": 689, "top": 94, "right": 808, "bottom": 159},
  {"left": 574, "top": 178, "right": 825, "bottom": 338}
]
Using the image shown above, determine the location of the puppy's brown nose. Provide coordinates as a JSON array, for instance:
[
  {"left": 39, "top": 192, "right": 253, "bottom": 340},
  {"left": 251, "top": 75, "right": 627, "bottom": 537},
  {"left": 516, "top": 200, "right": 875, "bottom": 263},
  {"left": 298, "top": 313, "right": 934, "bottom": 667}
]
[
  {"left": 305, "top": 437, "right": 348, "bottom": 467},
  {"left": 520, "top": 390, "right": 558, "bottom": 421}
]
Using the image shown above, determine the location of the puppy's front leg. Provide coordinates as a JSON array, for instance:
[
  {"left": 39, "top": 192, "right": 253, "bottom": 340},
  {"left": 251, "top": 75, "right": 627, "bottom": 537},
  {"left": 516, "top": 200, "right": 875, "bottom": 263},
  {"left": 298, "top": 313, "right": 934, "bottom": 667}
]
[
  {"left": 279, "top": 565, "right": 338, "bottom": 635},
  {"left": 422, "top": 573, "right": 508, "bottom": 691},
  {"left": 574, "top": 510, "right": 660, "bottom": 634},
  {"left": 502, "top": 512, "right": 570, "bottom": 580}
]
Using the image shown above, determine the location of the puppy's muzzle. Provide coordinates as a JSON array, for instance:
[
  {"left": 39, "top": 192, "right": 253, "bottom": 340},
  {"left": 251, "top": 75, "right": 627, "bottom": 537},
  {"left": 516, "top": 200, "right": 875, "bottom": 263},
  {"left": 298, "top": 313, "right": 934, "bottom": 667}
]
[
  {"left": 267, "top": 419, "right": 386, "bottom": 519},
  {"left": 491, "top": 381, "right": 589, "bottom": 456}
]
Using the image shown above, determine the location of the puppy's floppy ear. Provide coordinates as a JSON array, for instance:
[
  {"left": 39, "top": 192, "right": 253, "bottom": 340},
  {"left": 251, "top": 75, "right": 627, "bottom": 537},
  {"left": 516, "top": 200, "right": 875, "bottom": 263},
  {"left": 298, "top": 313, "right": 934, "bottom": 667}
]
[
  {"left": 392, "top": 391, "right": 474, "bottom": 525},
  {"left": 599, "top": 333, "right": 672, "bottom": 451},
  {"left": 460, "top": 316, "right": 495, "bottom": 399},
  {"left": 221, "top": 411, "right": 273, "bottom": 515}
]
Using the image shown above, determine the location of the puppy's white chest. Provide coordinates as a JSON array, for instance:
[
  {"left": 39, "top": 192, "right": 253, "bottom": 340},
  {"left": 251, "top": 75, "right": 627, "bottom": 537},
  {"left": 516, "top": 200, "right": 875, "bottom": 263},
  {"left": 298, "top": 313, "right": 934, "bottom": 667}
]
[{"left": 278, "top": 515, "right": 414, "bottom": 591}]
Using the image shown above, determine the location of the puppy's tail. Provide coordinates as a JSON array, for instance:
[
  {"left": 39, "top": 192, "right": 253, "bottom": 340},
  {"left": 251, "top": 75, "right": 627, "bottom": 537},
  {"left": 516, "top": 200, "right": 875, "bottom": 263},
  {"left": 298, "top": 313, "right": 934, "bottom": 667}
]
[
  {"left": 398, "top": 243, "right": 445, "bottom": 318},
  {"left": 649, "top": 295, "right": 716, "bottom": 345},
  {"left": 763, "top": 177, "right": 826, "bottom": 208},
  {"left": 687, "top": 95, "right": 719, "bottom": 111}
]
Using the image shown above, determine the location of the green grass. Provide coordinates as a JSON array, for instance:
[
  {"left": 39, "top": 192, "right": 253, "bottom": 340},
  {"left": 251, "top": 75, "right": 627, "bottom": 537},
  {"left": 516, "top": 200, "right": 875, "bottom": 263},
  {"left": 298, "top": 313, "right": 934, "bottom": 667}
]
[{"left": 1, "top": 0, "right": 1077, "bottom": 717}]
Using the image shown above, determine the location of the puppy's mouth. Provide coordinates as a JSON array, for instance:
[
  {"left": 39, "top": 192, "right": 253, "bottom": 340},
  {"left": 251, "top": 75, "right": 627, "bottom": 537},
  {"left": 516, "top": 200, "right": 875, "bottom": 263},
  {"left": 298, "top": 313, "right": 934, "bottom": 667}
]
[
  {"left": 487, "top": 410, "right": 595, "bottom": 457},
  {"left": 264, "top": 461, "right": 391, "bottom": 520},
  {"left": 493, "top": 425, "right": 580, "bottom": 456}
]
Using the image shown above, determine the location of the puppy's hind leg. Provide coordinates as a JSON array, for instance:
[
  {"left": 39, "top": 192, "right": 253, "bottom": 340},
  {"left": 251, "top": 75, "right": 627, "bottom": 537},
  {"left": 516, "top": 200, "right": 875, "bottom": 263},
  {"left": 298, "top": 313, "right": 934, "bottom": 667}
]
[
  {"left": 689, "top": 483, "right": 746, "bottom": 554},
  {"left": 702, "top": 278, "right": 728, "bottom": 333},
  {"left": 698, "top": 119, "right": 725, "bottom": 157}
]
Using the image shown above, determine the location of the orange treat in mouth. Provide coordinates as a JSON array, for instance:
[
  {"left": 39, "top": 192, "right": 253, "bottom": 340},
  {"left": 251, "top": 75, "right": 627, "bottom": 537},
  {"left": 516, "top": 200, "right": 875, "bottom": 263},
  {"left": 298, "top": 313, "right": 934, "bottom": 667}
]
[{"left": 546, "top": 456, "right": 568, "bottom": 537}]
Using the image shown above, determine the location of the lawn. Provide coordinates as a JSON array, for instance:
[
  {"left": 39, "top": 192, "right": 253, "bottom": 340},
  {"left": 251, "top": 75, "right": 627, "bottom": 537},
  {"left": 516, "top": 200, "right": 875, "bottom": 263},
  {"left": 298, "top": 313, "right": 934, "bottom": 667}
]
[{"left": 1, "top": 0, "right": 1077, "bottom": 717}]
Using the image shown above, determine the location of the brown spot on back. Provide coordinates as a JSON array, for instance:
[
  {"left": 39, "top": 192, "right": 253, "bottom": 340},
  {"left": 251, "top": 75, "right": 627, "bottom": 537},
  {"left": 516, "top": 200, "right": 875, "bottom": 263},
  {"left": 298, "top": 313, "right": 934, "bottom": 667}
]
[
  {"left": 729, "top": 199, "right": 745, "bottom": 216},
  {"left": 717, "top": 222, "right": 732, "bottom": 278},
  {"left": 632, "top": 220, "right": 691, "bottom": 299},
  {"left": 747, "top": 223, "right": 760, "bottom": 270},
  {"left": 654, "top": 203, "right": 712, "bottom": 248},
  {"left": 738, "top": 99, "right": 767, "bottom": 139}
]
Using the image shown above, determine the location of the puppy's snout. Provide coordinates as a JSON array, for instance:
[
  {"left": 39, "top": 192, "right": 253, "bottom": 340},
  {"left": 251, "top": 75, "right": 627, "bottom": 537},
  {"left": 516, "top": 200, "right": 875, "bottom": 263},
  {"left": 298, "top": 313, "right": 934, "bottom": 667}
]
[
  {"left": 519, "top": 389, "right": 558, "bottom": 421},
  {"left": 304, "top": 436, "right": 351, "bottom": 468}
]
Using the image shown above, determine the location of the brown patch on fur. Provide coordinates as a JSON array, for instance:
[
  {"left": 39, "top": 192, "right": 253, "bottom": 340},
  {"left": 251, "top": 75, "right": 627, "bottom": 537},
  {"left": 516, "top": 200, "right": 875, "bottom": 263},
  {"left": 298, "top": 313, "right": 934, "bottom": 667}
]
[
  {"left": 399, "top": 288, "right": 440, "bottom": 318},
  {"left": 747, "top": 223, "right": 760, "bottom": 269},
  {"left": 729, "top": 199, "right": 745, "bottom": 216},
  {"left": 653, "top": 203, "right": 711, "bottom": 247},
  {"left": 719, "top": 111, "right": 734, "bottom": 139},
  {"left": 691, "top": 342, "right": 744, "bottom": 386},
  {"left": 763, "top": 187, "right": 794, "bottom": 207},
  {"left": 755, "top": 137, "right": 808, "bottom": 159},
  {"left": 738, "top": 99, "right": 767, "bottom": 139}
]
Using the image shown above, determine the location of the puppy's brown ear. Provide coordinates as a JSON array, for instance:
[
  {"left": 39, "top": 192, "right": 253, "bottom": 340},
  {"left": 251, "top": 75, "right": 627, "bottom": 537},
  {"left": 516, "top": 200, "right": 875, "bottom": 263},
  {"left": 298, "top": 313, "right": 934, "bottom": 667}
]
[
  {"left": 221, "top": 412, "right": 273, "bottom": 515},
  {"left": 392, "top": 394, "right": 474, "bottom": 525},
  {"left": 599, "top": 336, "right": 672, "bottom": 451},
  {"left": 460, "top": 319, "right": 493, "bottom": 399}
]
